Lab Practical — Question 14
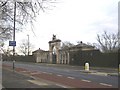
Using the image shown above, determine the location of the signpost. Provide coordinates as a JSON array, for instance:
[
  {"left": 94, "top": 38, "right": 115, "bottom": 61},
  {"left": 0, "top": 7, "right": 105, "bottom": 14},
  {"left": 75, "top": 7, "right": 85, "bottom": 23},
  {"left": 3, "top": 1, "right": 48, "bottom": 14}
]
[
  {"left": 9, "top": 41, "right": 16, "bottom": 71},
  {"left": 9, "top": 41, "right": 16, "bottom": 46}
]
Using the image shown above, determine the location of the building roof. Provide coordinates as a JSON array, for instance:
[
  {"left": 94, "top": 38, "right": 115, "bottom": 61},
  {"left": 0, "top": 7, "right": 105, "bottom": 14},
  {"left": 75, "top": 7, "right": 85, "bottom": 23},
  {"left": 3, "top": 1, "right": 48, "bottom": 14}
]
[
  {"left": 60, "top": 42, "right": 95, "bottom": 51},
  {"left": 74, "top": 43, "right": 94, "bottom": 48},
  {"left": 32, "top": 48, "right": 45, "bottom": 53}
]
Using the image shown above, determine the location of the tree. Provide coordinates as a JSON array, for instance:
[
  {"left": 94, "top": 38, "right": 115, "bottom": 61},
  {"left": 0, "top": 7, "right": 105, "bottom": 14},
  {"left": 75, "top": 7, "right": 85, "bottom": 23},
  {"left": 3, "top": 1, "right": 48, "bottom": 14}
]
[
  {"left": 0, "top": 0, "right": 57, "bottom": 41},
  {"left": 96, "top": 31, "right": 118, "bottom": 53},
  {"left": 18, "top": 39, "right": 34, "bottom": 55},
  {"left": 61, "top": 41, "right": 74, "bottom": 49},
  {"left": 0, "top": 42, "right": 13, "bottom": 56}
]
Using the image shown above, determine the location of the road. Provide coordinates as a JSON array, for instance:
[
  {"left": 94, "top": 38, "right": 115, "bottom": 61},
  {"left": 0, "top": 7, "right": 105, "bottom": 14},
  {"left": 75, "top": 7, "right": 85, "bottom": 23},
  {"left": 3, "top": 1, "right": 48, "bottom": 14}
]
[
  {"left": 3, "top": 61, "right": 118, "bottom": 88},
  {"left": 2, "top": 67, "right": 67, "bottom": 89}
]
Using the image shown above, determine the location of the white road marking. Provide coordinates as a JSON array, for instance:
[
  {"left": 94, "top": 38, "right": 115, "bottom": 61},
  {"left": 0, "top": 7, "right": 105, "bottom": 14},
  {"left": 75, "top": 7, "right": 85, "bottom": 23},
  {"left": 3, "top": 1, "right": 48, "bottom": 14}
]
[
  {"left": 55, "top": 84, "right": 68, "bottom": 88},
  {"left": 67, "top": 77, "right": 75, "bottom": 79},
  {"left": 27, "top": 80, "right": 48, "bottom": 85},
  {"left": 57, "top": 75, "right": 63, "bottom": 77},
  {"left": 41, "top": 72, "right": 53, "bottom": 75},
  {"left": 42, "top": 72, "right": 47, "bottom": 74},
  {"left": 74, "top": 70, "right": 81, "bottom": 71},
  {"left": 30, "top": 72, "right": 40, "bottom": 75},
  {"left": 81, "top": 79, "right": 91, "bottom": 82},
  {"left": 100, "top": 83, "right": 112, "bottom": 87},
  {"left": 20, "top": 71, "right": 30, "bottom": 72},
  {"left": 47, "top": 73, "right": 52, "bottom": 75}
]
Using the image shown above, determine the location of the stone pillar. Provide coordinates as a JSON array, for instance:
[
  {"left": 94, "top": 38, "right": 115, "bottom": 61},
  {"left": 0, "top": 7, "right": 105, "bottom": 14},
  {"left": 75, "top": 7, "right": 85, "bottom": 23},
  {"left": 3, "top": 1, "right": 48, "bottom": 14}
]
[
  {"left": 67, "top": 52, "right": 70, "bottom": 64},
  {"left": 49, "top": 51, "right": 52, "bottom": 63},
  {"left": 56, "top": 48, "right": 59, "bottom": 64},
  {"left": 57, "top": 51, "right": 60, "bottom": 64},
  {"left": 61, "top": 53, "right": 63, "bottom": 64},
  {"left": 66, "top": 52, "right": 67, "bottom": 64},
  {"left": 64, "top": 52, "right": 66, "bottom": 64}
]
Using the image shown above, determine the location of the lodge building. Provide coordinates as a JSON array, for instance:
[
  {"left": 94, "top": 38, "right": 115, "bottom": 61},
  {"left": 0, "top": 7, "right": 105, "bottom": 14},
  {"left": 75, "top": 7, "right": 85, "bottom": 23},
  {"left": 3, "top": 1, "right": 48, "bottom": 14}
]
[{"left": 32, "top": 35, "right": 100, "bottom": 65}]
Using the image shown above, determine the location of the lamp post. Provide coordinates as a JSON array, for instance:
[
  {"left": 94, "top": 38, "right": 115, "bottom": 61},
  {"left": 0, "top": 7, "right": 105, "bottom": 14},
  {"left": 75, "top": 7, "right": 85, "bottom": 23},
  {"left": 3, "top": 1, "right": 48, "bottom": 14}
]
[
  {"left": 12, "top": 0, "right": 31, "bottom": 71},
  {"left": 12, "top": 1, "right": 16, "bottom": 71},
  {"left": 27, "top": 34, "right": 29, "bottom": 56}
]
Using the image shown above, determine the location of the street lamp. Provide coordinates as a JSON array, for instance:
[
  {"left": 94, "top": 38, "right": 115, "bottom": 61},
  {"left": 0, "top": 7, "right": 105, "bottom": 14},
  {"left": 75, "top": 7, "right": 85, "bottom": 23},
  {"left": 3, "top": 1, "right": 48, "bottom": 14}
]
[
  {"left": 12, "top": 0, "right": 31, "bottom": 71},
  {"left": 12, "top": 1, "right": 16, "bottom": 71},
  {"left": 27, "top": 34, "right": 29, "bottom": 56},
  {"left": 13, "top": 1, "right": 16, "bottom": 53}
]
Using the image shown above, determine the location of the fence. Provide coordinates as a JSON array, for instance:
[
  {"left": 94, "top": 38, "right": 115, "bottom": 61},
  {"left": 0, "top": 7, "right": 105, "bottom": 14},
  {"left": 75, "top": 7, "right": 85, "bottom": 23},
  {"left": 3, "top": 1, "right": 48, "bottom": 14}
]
[{"left": 3, "top": 55, "right": 36, "bottom": 62}]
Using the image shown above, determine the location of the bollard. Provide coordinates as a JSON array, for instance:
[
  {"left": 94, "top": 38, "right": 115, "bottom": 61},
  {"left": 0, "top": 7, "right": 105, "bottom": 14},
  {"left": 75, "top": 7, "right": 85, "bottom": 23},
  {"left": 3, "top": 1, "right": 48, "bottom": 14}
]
[
  {"left": 85, "top": 63, "right": 89, "bottom": 71},
  {"left": 13, "top": 60, "right": 15, "bottom": 71},
  {"left": 118, "top": 64, "right": 120, "bottom": 73}
]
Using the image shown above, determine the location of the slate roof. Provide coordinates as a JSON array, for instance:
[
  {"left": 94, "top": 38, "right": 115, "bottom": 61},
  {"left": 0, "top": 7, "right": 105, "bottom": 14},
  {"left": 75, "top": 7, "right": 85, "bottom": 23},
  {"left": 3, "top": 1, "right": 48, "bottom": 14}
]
[{"left": 32, "top": 48, "right": 45, "bottom": 53}]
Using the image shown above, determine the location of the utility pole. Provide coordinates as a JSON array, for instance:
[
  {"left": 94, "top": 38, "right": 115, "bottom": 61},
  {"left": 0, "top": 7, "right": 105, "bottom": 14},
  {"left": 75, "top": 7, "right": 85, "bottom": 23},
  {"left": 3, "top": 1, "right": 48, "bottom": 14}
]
[
  {"left": 27, "top": 34, "right": 29, "bottom": 56},
  {"left": 13, "top": 2, "right": 16, "bottom": 56},
  {"left": 13, "top": 1, "right": 16, "bottom": 71}
]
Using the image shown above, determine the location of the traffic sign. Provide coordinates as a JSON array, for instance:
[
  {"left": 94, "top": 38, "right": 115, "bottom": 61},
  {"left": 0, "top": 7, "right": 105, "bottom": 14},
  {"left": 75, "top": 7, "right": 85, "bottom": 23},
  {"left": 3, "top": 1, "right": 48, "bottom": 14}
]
[{"left": 9, "top": 41, "right": 16, "bottom": 46}]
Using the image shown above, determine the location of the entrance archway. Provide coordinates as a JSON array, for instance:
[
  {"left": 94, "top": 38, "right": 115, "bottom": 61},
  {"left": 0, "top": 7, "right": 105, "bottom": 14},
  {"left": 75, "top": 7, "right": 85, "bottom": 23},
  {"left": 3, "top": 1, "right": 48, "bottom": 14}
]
[{"left": 48, "top": 35, "right": 61, "bottom": 64}]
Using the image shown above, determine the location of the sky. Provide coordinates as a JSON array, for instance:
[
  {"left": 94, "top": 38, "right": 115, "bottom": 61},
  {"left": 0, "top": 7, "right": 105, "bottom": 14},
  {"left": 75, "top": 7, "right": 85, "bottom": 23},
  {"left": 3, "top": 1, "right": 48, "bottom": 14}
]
[{"left": 6, "top": 0, "right": 119, "bottom": 54}]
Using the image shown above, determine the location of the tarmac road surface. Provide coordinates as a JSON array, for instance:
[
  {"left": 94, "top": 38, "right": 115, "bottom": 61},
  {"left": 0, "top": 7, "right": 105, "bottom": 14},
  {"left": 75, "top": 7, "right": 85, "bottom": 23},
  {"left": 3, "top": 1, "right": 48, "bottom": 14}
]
[
  {"left": 2, "top": 68, "right": 66, "bottom": 89},
  {"left": 2, "top": 61, "right": 119, "bottom": 88}
]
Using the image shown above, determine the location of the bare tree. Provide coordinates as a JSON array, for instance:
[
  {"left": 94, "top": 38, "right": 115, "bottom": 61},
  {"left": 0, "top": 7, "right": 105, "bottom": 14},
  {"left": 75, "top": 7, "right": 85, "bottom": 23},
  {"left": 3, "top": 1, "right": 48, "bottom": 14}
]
[
  {"left": 0, "top": 0, "right": 57, "bottom": 41},
  {"left": 61, "top": 41, "right": 74, "bottom": 49},
  {"left": 0, "top": 42, "right": 13, "bottom": 56},
  {"left": 97, "top": 31, "right": 118, "bottom": 53},
  {"left": 18, "top": 39, "right": 34, "bottom": 55}
]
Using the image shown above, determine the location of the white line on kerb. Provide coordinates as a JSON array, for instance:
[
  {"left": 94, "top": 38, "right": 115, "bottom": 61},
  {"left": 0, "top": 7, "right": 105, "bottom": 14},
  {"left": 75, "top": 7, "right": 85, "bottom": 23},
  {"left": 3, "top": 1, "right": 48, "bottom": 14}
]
[
  {"left": 67, "top": 77, "right": 75, "bottom": 79},
  {"left": 81, "top": 79, "right": 91, "bottom": 82},
  {"left": 57, "top": 75, "right": 63, "bottom": 77},
  {"left": 100, "top": 83, "right": 112, "bottom": 87}
]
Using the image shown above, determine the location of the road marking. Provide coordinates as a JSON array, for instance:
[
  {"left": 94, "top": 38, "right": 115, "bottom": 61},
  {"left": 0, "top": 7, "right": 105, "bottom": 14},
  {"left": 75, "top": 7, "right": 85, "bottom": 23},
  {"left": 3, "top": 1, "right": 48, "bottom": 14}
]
[
  {"left": 55, "top": 84, "right": 68, "bottom": 88},
  {"left": 42, "top": 72, "right": 47, "bottom": 74},
  {"left": 27, "top": 80, "right": 48, "bottom": 85},
  {"left": 57, "top": 75, "right": 63, "bottom": 77},
  {"left": 100, "top": 83, "right": 112, "bottom": 87},
  {"left": 30, "top": 72, "right": 40, "bottom": 75},
  {"left": 47, "top": 73, "right": 52, "bottom": 75},
  {"left": 20, "top": 71, "right": 30, "bottom": 72},
  {"left": 65, "top": 70, "right": 70, "bottom": 72},
  {"left": 67, "top": 77, "right": 75, "bottom": 79},
  {"left": 81, "top": 79, "right": 91, "bottom": 82},
  {"left": 41, "top": 72, "right": 53, "bottom": 75},
  {"left": 74, "top": 70, "right": 81, "bottom": 71}
]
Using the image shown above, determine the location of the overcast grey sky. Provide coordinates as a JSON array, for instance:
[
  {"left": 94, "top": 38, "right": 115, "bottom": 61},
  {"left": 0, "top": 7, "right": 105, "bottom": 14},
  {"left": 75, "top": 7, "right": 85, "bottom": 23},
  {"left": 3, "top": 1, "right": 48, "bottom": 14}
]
[{"left": 13, "top": 0, "right": 119, "bottom": 53}]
